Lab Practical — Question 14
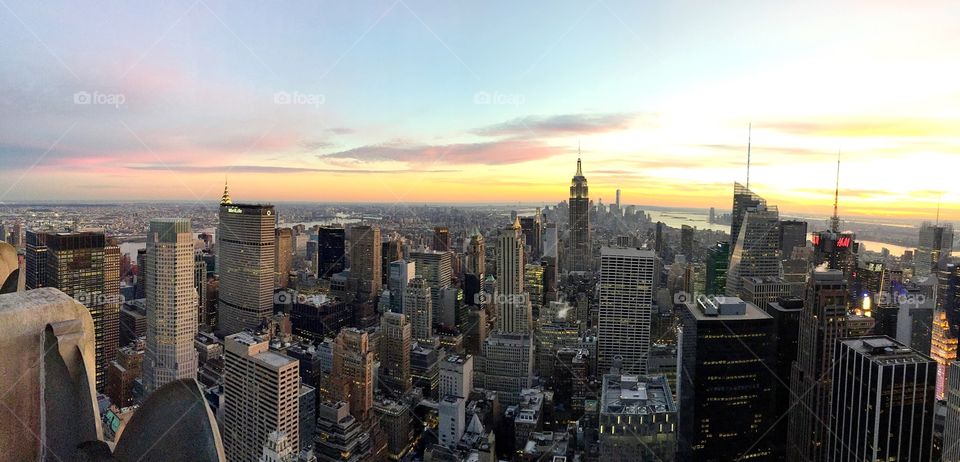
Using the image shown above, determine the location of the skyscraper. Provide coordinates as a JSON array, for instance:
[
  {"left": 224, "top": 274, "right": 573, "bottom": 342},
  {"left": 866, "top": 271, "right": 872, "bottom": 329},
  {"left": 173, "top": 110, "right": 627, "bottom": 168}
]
[
  {"left": 944, "top": 362, "right": 960, "bottom": 462},
  {"left": 597, "top": 246, "right": 655, "bottom": 375},
  {"left": 680, "top": 224, "right": 694, "bottom": 258},
  {"left": 409, "top": 250, "right": 453, "bottom": 326},
  {"left": 481, "top": 331, "right": 533, "bottom": 405},
  {"left": 317, "top": 226, "right": 346, "bottom": 278},
  {"left": 519, "top": 211, "right": 542, "bottom": 260},
  {"left": 332, "top": 328, "right": 375, "bottom": 423},
  {"left": 44, "top": 231, "right": 120, "bottom": 391},
  {"left": 725, "top": 196, "right": 780, "bottom": 298},
  {"left": 275, "top": 227, "right": 293, "bottom": 288},
  {"left": 379, "top": 312, "right": 412, "bottom": 393},
  {"left": 348, "top": 225, "right": 382, "bottom": 298},
  {"left": 465, "top": 228, "right": 485, "bottom": 277},
  {"left": 495, "top": 218, "right": 531, "bottom": 333},
  {"left": 779, "top": 220, "right": 808, "bottom": 259},
  {"left": 433, "top": 226, "right": 451, "bottom": 252},
  {"left": 729, "top": 182, "right": 765, "bottom": 254},
  {"left": 765, "top": 297, "right": 803, "bottom": 460},
  {"left": 705, "top": 241, "right": 730, "bottom": 295},
  {"left": 599, "top": 373, "right": 677, "bottom": 461},
  {"left": 403, "top": 277, "right": 433, "bottom": 344},
  {"left": 388, "top": 259, "right": 415, "bottom": 313},
  {"left": 24, "top": 230, "right": 47, "bottom": 290},
  {"left": 679, "top": 296, "right": 776, "bottom": 461},
  {"left": 932, "top": 264, "right": 960, "bottom": 399},
  {"left": 143, "top": 218, "right": 198, "bottom": 393},
  {"left": 827, "top": 337, "right": 936, "bottom": 461},
  {"left": 787, "top": 269, "right": 856, "bottom": 462},
  {"left": 217, "top": 190, "right": 276, "bottom": 335},
  {"left": 918, "top": 222, "right": 955, "bottom": 278},
  {"left": 223, "top": 332, "right": 300, "bottom": 462},
  {"left": 568, "top": 155, "right": 591, "bottom": 273}
]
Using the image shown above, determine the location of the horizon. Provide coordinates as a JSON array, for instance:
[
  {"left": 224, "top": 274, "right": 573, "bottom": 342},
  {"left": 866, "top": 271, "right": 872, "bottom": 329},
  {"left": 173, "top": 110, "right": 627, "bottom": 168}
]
[{"left": 2, "top": 1, "right": 959, "bottom": 221}]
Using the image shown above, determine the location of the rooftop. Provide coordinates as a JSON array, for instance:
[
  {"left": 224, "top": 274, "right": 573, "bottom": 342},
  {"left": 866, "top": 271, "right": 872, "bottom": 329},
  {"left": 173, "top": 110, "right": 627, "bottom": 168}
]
[
  {"left": 842, "top": 336, "right": 933, "bottom": 365},
  {"left": 688, "top": 295, "right": 771, "bottom": 321},
  {"left": 600, "top": 374, "right": 675, "bottom": 416}
]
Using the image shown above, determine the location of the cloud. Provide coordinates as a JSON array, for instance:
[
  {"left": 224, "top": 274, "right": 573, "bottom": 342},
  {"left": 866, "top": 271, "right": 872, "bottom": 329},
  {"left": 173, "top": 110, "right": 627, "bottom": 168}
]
[
  {"left": 124, "top": 164, "right": 458, "bottom": 174},
  {"left": 760, "top": 117, "right": 957, "bottom": 138},
  {"left": 318, "top": 138, "right": 560, "bottom": 165},
  {"left": 473, "top": 112, "right": 649, "bottom": 137}
]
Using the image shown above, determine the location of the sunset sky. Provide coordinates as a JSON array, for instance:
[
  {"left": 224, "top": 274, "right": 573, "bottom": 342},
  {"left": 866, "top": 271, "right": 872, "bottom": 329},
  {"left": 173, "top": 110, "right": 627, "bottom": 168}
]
[{"left": 1, "top": 1, "right": 959, "bottom": 221}]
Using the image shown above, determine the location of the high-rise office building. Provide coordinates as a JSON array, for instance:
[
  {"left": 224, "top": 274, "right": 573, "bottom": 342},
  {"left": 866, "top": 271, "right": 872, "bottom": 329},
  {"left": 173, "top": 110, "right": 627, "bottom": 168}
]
[
  {"left": 787, "top": 269, "right": 856, "bottom": 462},
  {"left": 568, "top": 156, "right": 591, "bottom": 272},
  {"left": 725, "top": 199, "right": 780, "bottom": 298},
  {"left": 24, "top": 230, "right": 48, "bottom": 290},
  {"left": 409, "top": 250, "right": 453, "bottom": 326},
  {"left": 765, "top": 297, "right": 803, "bottom": 460},
  {"left": 680, "top": 224, "right": 694, "bottom": 259},
  {"left": 705, "top": 241, "right": 729, "bottom": 295},
  {"left": 729, "top": 182, "right": 765, "bottom": 255},
  {"left": 918, "top": 222, "right": 954, "bottom": 278},
  {"left": 465, "top": 228, "right": 485, "bottom": 277},
  {"left": 317, "top": 226, "right": 346, "bottom": 278},
  {"left": 779, "top": 220, "right": 808, "bottom": 259},
  {"left": 217, "top": 191, "right": 276, "bottom": 335},
  {"left": 388, "top": 259, "right": 415, "bottom": 313},
  {"left": 827, "top": 337, "right": 936, "bottom": 461},
  {"left": 43, "top": 231, "right": 120, "bottom": 391},
  {"left": 223, "top": 332, "right": 300, "bottom": 462},
  {"left": 679, "top": 296, "right": 776, "bottom": 461},
  {"left": 811, "top": 230, "right": 858, "bottom": 281},
  {"left": 496, "top": 218, "right": 531, "bottom": 333},
  {"left": 519, "top": 211, "right": 542, "bottom": 260},
  {"left": 598, "top": 246, "right": 655, "bottom": 375},
  {"left": 599, "top": 373, "right": 677, "bottom": 461},
  {"left": 945, "top": 362, "right": 960, "bottom": 462},
  {"left": 433, "top": 226, "right": 451, "bottom": 252},
  {"left": 379, "top": 312, "right": 412, "bottom": 393},
  {"left": 275, "top": 227, "right": 293, "bottom": 288},
  {"left": 439, "top": 353, "right": 473, "bottom": 399},
  {"left": 143, "top": 219, "right": 198, "bottom": 393},
  {"left": 332, "top": 328, "right": 375, "bottom": 423},
  {"left": 654, "top": 221, "right": 665, "bottom": 257},
  {"left": 482, "top": 331, "right": 533, "bottom": 406},
  {"left": 403, "top": 277, "right": 433, "bottom": 344},
  {"left": 314, "top": 400, "right": 372, "bottom": 461},
  {"left": 542, "top": 223, "right": 559, "bottom": 261},
  {"left": 348, "top": 225, "right": 382, "bottom": 298},
  {"left": 932, "top": 264, "right": 960, "bottom": 399}
]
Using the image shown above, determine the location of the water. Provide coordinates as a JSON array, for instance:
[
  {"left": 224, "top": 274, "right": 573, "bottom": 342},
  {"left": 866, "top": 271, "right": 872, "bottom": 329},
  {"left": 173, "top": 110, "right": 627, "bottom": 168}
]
[
  {"left": 857, "top": 240, "right": 914, "bottom": 256},
  {"left": 646, "top": 210, "right": 729, "bottom": 233}
]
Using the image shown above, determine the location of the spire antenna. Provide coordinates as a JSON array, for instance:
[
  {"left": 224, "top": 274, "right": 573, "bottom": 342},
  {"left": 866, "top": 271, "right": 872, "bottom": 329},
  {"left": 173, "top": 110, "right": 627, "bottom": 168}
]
[
  {"left": 937, "top": 192, "right": 943, "bottom": 226},
  {"left": 831, "top": 149, "right": 841, "bottom": 232},
  {"left": 746, "top": 123, "right": 752, "bottom": 189}
]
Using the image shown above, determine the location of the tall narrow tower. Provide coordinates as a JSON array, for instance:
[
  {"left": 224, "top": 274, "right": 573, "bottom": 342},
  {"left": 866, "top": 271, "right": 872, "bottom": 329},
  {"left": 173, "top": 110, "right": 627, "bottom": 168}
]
[
  {"left": 217, "top": 186, "right": 276, "bottom": 335},
  {"left": 568, "top": 153, "right": 591, "bottom": 273},
  {"left": 144, "top": 218, "right": 198, "bottom": 393},
  {"left": 496, "top": 217, "right": 531, "bottom": 333}
]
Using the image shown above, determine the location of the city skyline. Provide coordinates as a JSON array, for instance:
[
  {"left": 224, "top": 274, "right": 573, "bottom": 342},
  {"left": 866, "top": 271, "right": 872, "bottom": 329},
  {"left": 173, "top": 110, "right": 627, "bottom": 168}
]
[{"left": 1, "top": 1, "right": 959, "bottom": 221}]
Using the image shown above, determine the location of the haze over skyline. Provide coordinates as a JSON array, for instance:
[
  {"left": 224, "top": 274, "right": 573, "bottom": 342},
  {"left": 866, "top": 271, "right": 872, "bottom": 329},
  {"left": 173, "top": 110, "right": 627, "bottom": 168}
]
[{"left": 2, "top": 0, "right": 959, "bottom": 221}]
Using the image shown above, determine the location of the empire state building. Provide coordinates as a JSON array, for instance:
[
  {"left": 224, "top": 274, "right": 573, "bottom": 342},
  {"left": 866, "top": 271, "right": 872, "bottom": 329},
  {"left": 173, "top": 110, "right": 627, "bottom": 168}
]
[{"left": 569, "top": 155, "right": 591, "bottom": 272}]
